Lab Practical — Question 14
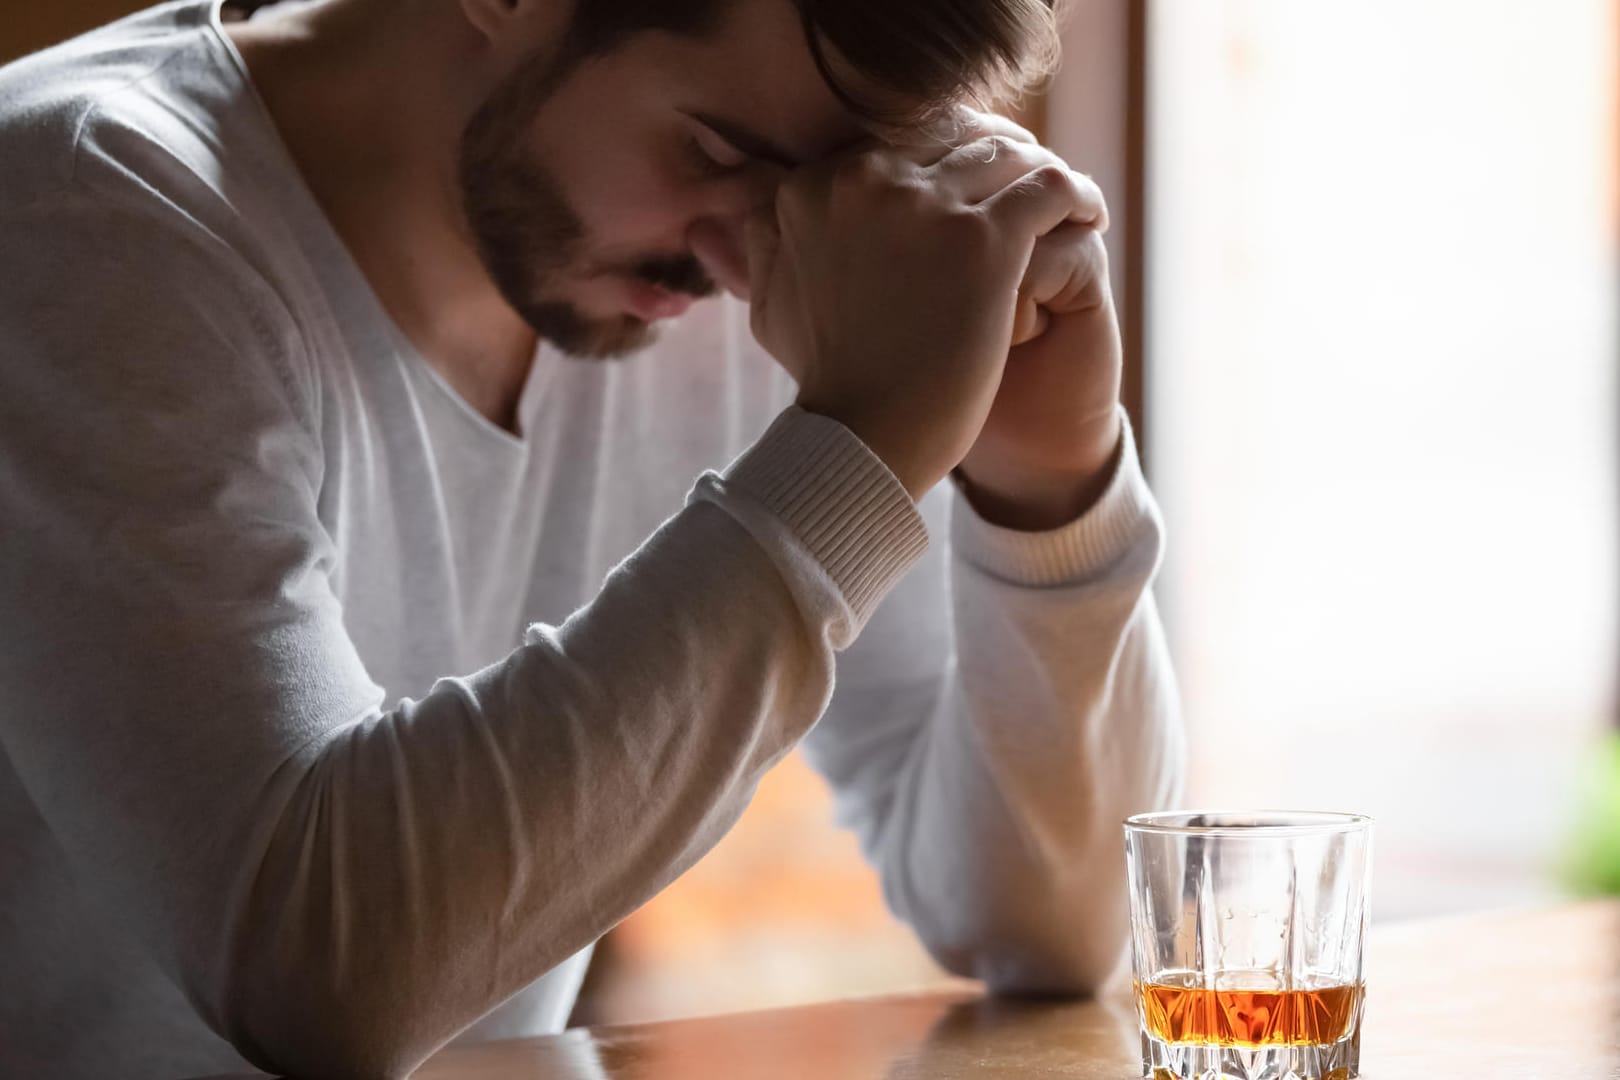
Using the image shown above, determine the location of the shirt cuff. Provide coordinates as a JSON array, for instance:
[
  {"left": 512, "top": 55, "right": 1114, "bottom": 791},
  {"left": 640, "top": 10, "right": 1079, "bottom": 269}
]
[
  {"left": 949, "top": 406, "right": 1160, "bottom": 588},
  {"left": 704, "top": 406, "right": 930, "bottom": 631}
]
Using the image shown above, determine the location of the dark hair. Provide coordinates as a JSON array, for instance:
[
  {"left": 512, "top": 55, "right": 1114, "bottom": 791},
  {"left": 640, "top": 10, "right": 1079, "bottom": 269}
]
[{"left": 564, "top": 0, "right": 1064, "bottom": 128}]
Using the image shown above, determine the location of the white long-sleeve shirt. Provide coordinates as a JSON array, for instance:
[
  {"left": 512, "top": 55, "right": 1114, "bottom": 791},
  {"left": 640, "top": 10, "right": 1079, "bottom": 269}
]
[{"left": 0, "top": 3, "right": 1184, "bottom": 1077}]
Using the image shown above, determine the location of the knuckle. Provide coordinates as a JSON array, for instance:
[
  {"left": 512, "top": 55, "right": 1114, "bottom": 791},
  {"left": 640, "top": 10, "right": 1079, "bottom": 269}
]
[
  {"left": 897, "top": 173, "right": 940, "bottom": 209},
  {"left": 844, "top": 149, "right": 892, "bottom": 183},
  {"left": 978, "top": 134, "right": 1018, "bottom": 160},
  {"left": 1029, "top": 163, "right": 1071, "bottom": 191},
  {"left": 825, "top": 151, "right": 902, "bottom": 205},
  {"left": 860, "top": 166, "right": 933, "bottom": 215}
]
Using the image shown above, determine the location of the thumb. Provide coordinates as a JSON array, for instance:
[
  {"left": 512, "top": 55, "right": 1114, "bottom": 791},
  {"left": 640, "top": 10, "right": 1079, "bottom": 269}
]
[
  {"left": 688, "top": 219, "right": 751, "bottom": 301},
  {"left": 743, "top": 200, "right": 802, "bottom": 376},
  {"left": 743, "top": 201, "right": 781, "bottom": 306},
  {"left": 1009, "top": 293, "right": 1052, "bottom": 347}
]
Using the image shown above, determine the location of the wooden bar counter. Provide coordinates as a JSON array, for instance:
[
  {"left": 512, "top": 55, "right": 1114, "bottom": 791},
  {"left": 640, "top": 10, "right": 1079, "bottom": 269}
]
[{"left": 408, "top": 901, "right": 1618, "bottom": 1079}]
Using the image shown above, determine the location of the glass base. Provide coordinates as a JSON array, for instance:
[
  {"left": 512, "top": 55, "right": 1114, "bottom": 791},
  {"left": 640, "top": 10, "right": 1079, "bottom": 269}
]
[{"left": 1142, "top": 1027, "right": 1361, "bottom": 1080}]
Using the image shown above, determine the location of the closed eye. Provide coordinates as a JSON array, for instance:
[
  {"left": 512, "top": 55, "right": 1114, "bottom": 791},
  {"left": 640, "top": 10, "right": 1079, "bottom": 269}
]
[{"left": 690, "top": 126, "right": 749, "bottom": 174}]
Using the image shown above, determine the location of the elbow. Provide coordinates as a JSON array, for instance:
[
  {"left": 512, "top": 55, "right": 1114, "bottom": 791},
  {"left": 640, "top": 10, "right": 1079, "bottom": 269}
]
[
  {"left": 219, "top": 968, "right": 437, "bottom": 1080},
  {"left": 971, "top": 935, "right": 1127, "bottom": 999},
  {"left": 912, "top": 895, "right": 1130, "bottom": 1000},
  {"left": 227, "top": 1008, "right": 425, "bottom": 1080}
]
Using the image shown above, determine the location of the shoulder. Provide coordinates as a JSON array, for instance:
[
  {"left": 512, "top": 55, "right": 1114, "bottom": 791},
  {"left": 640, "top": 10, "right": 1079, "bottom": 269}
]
[
  {"left": 0, "top": 2, "right": 225, "bottom": 209},
  {"left": 0, "top": 5, "right": 322, "bottom": 432}
]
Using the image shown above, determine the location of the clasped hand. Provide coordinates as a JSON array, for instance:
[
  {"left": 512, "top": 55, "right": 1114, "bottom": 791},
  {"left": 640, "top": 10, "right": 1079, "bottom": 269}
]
[{"left": 693, "top": 109, "right": 1123, "bottom": 529}]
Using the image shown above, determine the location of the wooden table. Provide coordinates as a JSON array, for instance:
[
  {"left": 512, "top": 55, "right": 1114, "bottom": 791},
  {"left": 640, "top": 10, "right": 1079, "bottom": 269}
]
[{"left": 412, "top": 901, "right": 1619, "bottom": 1079}]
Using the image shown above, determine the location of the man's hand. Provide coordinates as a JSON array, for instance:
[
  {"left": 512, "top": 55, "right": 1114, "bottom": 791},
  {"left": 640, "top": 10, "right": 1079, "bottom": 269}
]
[
  {"left": 951, "top": 113, "right": 1124, "bottom": 532},
  {"left": 955, "top": 214, "right": 1122, "bottom": 530},
  {"left": 692, "top": 123, "right": 1103, "bottom": 500},
  {"left": 690, "top": 112, "right": 1118, "bottom": 516}
]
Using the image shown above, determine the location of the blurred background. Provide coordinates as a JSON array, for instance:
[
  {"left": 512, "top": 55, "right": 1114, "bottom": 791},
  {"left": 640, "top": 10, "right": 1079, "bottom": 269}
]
[
  {"left": 1145, "top": 0, "right": 1617, "bottom": 920},
  {"left": 7, "top": 0, "right": 1617, "bottom": 1031}
]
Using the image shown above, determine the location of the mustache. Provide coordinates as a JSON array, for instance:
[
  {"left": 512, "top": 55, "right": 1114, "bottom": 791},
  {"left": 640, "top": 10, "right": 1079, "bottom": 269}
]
[{"left": 626, "top": 254, "right": 717, "bottom": 299}]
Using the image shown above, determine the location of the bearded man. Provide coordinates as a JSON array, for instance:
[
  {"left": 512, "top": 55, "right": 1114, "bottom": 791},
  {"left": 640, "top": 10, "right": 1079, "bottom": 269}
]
[{"left": 0, "top": 1, "right": 1183, "bottom": 1075}]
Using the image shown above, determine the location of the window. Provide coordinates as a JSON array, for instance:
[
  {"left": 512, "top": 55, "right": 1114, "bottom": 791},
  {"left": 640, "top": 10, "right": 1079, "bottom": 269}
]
[{"left": 1146, "top": 0, "right": 1619, "bottom": 918}]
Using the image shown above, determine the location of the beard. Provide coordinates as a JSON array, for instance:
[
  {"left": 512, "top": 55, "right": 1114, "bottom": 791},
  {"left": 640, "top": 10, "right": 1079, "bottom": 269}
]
[{"left": 456, "top": 50, "right": 717, "bottom": 360}]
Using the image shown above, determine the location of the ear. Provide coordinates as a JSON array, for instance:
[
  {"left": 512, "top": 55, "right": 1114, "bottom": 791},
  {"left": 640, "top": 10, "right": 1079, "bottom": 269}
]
[{"left": 458, "top": 0, "right": 570, "bottom": 51}]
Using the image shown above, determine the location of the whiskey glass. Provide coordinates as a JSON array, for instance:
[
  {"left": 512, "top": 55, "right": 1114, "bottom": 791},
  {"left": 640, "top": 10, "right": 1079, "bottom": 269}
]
[{"left": 1123, "top": 811, "right": 1373, "bottom": 1080}]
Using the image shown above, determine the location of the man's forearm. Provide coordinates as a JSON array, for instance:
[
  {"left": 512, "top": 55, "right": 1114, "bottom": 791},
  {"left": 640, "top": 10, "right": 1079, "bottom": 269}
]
[
  {"left": 954, "top": 408, "right": 1124, "bottom": 532},
  {"left": 805, "top": 416, "right": 1185, "bottom": 994},
  {"left": 8, "top": 405, "right": 925, "bottom": 1079}
]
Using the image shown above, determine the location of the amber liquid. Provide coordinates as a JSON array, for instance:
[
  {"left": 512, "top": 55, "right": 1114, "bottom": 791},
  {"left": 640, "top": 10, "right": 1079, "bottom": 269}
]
[{"left": 1137, "top": 972, "right": 1362, "bottom": 1048}]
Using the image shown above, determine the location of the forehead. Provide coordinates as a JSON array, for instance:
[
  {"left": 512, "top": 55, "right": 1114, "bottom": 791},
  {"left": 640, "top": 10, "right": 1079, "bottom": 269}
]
[{"left": 627, "top": 0, "right": 877, "bottom": 164}]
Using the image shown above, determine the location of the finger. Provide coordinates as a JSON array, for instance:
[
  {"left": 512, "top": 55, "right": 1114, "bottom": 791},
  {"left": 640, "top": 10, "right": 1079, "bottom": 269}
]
[
  {"left": 743, "top": 201, "right": 783, "bottom": 349},
  {"left": 1018, "top": 223, "right": 1110, "bottom": 315},
  {"left": 912, "top": 105, "right": 1038, "bottom": 157},
  {"left": 933, "top": 109, "right": 1110, "bottom": 233},
  {"left": 983, "top": 164, "right": 1109, "bottom": 241},
  {"left": 1008, "top": 226, "right": 1106, "bottom": 347},
  {"left": 929, "top": 135, "right": 1057, "bottom": 203},
  {"left": 1009, "top": 297, "right": 1051, "bottom": 347},
  {"left": 743, "top": 202, "right": 780, "bottom": 301},
  {"left": 991, "top": 165, "right": 1108, "bottom": 234},
  {"left": 954, "top": 107, "right": 1038, "bottom": 147}
]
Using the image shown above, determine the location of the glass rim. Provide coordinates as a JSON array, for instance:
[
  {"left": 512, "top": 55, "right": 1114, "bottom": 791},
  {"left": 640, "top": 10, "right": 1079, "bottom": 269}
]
[{"left": 1123, "top": 809, "right": 1373, "bottom": 837}]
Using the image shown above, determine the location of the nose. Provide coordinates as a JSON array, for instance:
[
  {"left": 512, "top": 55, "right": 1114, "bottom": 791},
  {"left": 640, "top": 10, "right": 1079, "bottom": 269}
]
[{"left": 688, "top": 167, "right": 785, "bottom": 302}]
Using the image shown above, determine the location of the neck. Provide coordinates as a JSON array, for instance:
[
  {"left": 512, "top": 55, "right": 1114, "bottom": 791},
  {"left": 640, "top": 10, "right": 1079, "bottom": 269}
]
[{"left": 227, "top": 0, "right": 539, "bottom": 433}]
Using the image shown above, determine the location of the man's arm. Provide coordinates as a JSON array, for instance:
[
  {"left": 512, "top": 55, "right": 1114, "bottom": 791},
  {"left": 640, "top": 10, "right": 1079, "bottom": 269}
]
[
  {"left": 802, "top": 413, "right": 1185, "bottom": 994},
  {"left": 794, "top": 115, "right": 1184, "bottom": 993},
  {"left": 0, "top": 195, "right": 925, "bottom": 1078}
]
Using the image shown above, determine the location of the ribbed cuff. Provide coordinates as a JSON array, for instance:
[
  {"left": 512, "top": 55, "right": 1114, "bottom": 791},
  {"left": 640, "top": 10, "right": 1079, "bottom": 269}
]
[
  {"left": 719, "top": 407, "right": 929, "bottom": 627},
  {"left": 950, "top": 406, "right": 1159, "bottom": 587}
]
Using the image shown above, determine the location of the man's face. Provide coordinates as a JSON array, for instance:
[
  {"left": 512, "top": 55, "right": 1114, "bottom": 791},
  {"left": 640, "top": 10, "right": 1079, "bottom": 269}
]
[{"left": 456, "top": 0, "right": 871, "bottom": 359}]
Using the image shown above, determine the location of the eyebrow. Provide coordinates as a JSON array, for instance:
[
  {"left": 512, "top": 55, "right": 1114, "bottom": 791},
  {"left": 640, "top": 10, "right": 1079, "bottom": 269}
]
[{"left": 683, "top": 109, "right": 800, "bottom": 169}]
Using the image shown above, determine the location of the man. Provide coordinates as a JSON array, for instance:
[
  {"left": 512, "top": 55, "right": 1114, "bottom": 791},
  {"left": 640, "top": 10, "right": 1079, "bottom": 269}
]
[{"left": 0, "top": 0, "right": 1183, "bottom": 1075}]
